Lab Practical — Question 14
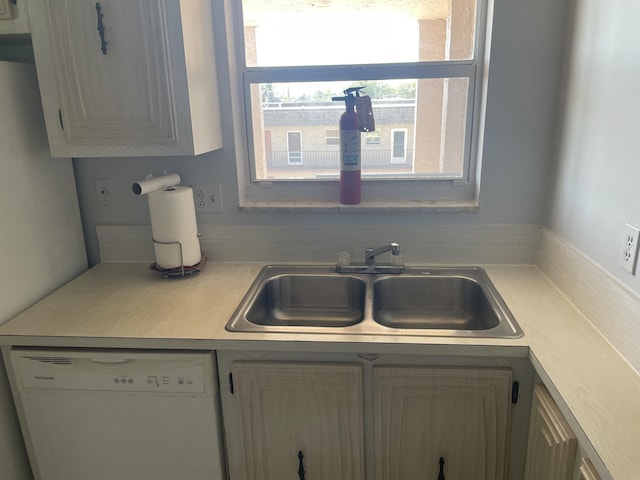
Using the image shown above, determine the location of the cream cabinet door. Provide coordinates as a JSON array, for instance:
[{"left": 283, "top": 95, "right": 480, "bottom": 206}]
[
  {"left": 0, "top": 0, "right": 29, "bottom": 34},
  {"left": 227, "top": 362, "right": 364, "bottom": 480},
  {"left": 524, "top": 384, "right": 578, "bottom": 480},
  {"left": 374, "top": 366, "right": 513, "bottom": 480},
  {"left": 28, "top": 0, "right": 222, "bottom": 157},
  {"left": 0, "top": 0, "right": 14, "bottom": 20},
  {"left": 574, "top": 457, "right": 601, "bottom": 480}
]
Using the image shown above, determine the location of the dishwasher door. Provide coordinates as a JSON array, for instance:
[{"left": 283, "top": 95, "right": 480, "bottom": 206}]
[{"left": 9, "top": 349, "right": 226, "bottom": 480}]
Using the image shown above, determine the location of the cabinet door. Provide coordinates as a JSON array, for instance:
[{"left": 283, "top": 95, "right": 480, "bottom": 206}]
[
  {"left": 0, "top": 0, "right": 30, "bottom": 34},
  {"left": 0, "top": 0, "right": 16, "bottom": 21},
  {"left": 28, "top": 0, "right": 221, "bottom": 157},
  {"left": 575, "top": 457, "right": 601, "bottom": 480},
  {"left": 374, "top": 367, "right": 513, "bottom": 480},
  {"left": 524, "top": 384, "right": 577, "bottom": 480},
  {"left": 229, "top": 362, "right": 364, "bottom": 480}
]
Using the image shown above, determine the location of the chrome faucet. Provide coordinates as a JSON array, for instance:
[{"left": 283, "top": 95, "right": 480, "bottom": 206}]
[
  {"left": 365, "top": 242, "right": 401, "bottom": 268},
  {"left": 336, "top": 242, "right": 404, "bottom": 274}
]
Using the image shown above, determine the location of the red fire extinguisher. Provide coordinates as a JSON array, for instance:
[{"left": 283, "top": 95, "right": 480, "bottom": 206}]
[{"left": 332, "top": 87, "right": 375, "bottom": 205}]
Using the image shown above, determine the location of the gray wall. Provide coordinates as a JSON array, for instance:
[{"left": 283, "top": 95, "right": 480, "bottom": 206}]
[
  {"left": 0, "top": 60, "right": 88, "bottom": 480},
  {"left": 72, "top": 0, "right": 570, "bottom": 266},
  {"left": 545, "top": 0, "right": 640, "bottom": 296}
]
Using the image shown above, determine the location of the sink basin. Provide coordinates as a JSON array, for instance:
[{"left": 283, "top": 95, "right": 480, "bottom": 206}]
[
  {"left": 245, "top": 274, "right": 366, "bottom": 327},
  {"left": 226, "top": 265, "right": 522, "bottom": 338},
  {"left": 373, "top": 275, "right": 501, "bottom": 330}
]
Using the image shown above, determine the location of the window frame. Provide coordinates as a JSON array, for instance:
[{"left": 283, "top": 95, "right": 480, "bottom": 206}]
[{"left": 231, "top": 0, "right": 493, "bottom": 207}]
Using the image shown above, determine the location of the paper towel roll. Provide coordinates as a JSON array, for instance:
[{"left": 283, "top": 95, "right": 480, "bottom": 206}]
[{"left": 148, "top": 186, "right": 201, "bottom": 269}]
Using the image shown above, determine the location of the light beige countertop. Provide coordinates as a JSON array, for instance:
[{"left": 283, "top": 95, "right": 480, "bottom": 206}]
[{"left": 0, "top": 261, "right": 638, "bottom": 479}]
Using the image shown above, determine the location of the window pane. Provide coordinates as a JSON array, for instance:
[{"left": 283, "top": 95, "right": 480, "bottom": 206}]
[
  {"left": 242, "top": 0, "right": 477, "bottom": 67},
  {"left": 392, "top": 130, "right": 407, "bottom": 159},
  {"left": 287, "top": 131, "right": 302, "bottom": 165},
  {"left": 249, "top": 79, "right": 469, "bottom": 181}
]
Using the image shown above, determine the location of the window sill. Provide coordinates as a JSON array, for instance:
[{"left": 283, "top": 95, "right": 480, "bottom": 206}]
[{"left": 239, "top": 199, "right": 480, "bottom": 213}]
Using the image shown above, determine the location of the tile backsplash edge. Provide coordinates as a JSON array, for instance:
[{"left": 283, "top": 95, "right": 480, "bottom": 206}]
[
  {"left": 96, "top": 224, "right": 540, "bottom": 265},
  {"left": 536, "top": 228, "right": 640, "bottom": 375}
]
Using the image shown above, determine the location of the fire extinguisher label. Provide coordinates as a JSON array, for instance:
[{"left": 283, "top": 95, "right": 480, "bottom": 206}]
[{"left": 340, "top": 130, "right": 361, "bottom": 171}]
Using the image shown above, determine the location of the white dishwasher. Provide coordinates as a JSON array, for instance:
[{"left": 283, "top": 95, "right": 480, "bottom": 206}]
[{"left": 8, "top": 348, "right": 226, "bottom": 480}]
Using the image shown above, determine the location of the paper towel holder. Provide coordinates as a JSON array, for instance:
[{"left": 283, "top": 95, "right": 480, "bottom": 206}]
[{"left": 149, "top": 236, "right": 206, "bottom": 278}]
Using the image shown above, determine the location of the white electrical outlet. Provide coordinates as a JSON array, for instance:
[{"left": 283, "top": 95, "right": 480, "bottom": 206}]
[
  {"left": 192, "top": 184, "right": 223, "bottom": 213},
  {"left": 94, "top": 177, "right": 113, "bottom": 208},
  {"left": 618, "top": 223, "right": 640, "bottom": 275}
]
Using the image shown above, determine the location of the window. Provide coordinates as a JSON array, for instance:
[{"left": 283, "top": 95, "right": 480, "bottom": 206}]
[
  {"left": 234, "top": 0, "right": 491, "bottom": 205},
  {"left": 365, "top": 132, "right": 381, "bottom": 146}
]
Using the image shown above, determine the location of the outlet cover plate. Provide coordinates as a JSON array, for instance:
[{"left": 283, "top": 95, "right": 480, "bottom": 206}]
[
  {"left": 619, "top": 223, "right": 640, "bottom": 275},
  {"left": 94, "top": 177, "right": 113, "bottom": 208},
  {"left": 192, "top": 184, "right": 223, "bottom": 213}
]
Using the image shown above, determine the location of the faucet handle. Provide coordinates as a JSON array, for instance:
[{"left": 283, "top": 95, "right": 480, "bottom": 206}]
[
  {"left": 364, "top": 247, "right": 375, "bottom": 266},
  {"left": 336, "top": 250, "right": 351, "bottom": 268}
]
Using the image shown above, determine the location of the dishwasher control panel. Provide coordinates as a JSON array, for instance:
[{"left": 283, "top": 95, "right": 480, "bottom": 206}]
[{"left": 11, "top": 349, "right": 213, "bottom": 394}]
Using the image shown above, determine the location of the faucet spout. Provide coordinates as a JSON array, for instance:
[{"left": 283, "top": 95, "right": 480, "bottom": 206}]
[
  {"left": 335, "top": 242, "right": 404, "bottom": 274},
  {"left": 365, "top": 242, "right": 400, "bottom": 267}
]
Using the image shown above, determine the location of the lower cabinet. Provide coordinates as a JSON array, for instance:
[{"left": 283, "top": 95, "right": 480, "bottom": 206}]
[
  {"left": 524, "top": 384, "right": 578, "bottom": 480},
  {"left": 228, "top": 362, "right": 365, "bottom": 480},
  {"left": 0, "top": 0, "right": 30, "bottom": 35},
  {"left": 524, "top": 384, "right": 602, "bottom": 480},
  {"left": 219, "top": 353, "right": 521, "bottom": 480},
  {"left": 374, "top": 367, "right": 513, "bottom": 480},
  {"left": 574, "top": 457, "right": 601, "bottom": 480}
]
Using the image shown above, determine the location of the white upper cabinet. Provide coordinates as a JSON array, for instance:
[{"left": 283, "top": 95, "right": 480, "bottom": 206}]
[
  {"left": 0, "top": 0, "right": 30, "bottom": 34},
  {"left": 28, "top": 0, "right": 222, "bottom": 157}
]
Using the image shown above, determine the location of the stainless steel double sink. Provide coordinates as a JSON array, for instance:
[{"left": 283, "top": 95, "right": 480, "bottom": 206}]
[{"left": 226, "top": 265, "right": 523, "bottom": 338}]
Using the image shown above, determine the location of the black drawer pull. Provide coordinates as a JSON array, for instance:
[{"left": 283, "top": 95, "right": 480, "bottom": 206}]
[
  {"left": 437, "top": 457, "right": 445, "bottom": 480},
  {"left": 95, "top": 2, "right": 108, "bottom": 54},
  {"left": 298, "top": 450, "right": 305, "bottom": 480}
]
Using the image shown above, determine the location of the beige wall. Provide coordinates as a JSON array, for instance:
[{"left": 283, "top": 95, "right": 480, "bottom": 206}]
[{"left": 267, "top": 124, "right": 414, "bottom": 153}]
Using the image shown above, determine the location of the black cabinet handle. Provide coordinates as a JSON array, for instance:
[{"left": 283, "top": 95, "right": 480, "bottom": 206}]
[
  {"left": 95, "top": 2, "right": 107, "bottom": 55},
  {"left": 297, "top": 451, "right": 305, "bottom": 480},
  {"left": 437, "top": 457, "right": 445, "bottom": 480}
]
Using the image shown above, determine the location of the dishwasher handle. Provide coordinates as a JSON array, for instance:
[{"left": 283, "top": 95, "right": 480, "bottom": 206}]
[{"left": 90, "top": 358, "right": 132, "bottom": 364}]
